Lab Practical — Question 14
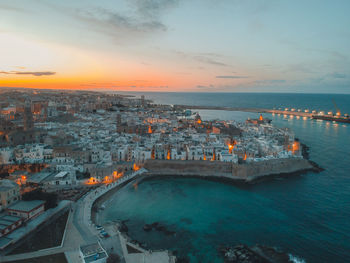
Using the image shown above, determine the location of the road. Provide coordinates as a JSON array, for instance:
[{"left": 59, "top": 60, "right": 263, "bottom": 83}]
[{"left": 1, "top": 169, "right": 155, "bottom": 263}]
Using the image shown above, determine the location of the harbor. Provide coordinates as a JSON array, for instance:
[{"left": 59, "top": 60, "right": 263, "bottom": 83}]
[{"left": 174, "top": 104, "right": 350, "bottom": 124}]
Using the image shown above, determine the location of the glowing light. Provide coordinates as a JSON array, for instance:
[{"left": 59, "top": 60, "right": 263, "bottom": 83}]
[
  {"left": 289, "top": 140, "right": 300, "bottom": 154},
  {"left": 151, "top": 147, "right": 155, "bottom": 159},
  {"left": 113, "top": 171, "right": 123, "bottom": 179},
  {"left": 148, "top": 125, "right": 153, "bottom": 134},
  {"left": 167, "top": 149, "right": 171, "bottom": 160},
  {"left": 228, "top": 144, "right": 234, "bottom": 154},
  {"left": 103, "top": 176, "right": 112, "bottom": 184},
  {"left": 133, "top": 163, "right": 140, "bottom": 171},
  {"left": 259, "top": 114, "right": 263, "bottom": 121},
  {"left": 86, "top": 177, "right": 98, "bottom": 185},
  {"left": 243, "top": 153, "right": 247, "bottom": 161}
]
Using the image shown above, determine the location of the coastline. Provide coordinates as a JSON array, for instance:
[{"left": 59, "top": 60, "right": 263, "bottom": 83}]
[
  {"left": 92, "top": 140, "right": 322, "bottom": 222},
  {"left": 93, "top": 154, "right": 322, "bottom": 221},
  {"left": 143, "top": 157, "right": 321, "bottom": 183},
  {"left": 91, "top": 175, "right": 143, "bottom": 225},
  {"left": 92, "top": 162, "right": 321, "bottom": 262},
  {"left": 90, "top": 143, "right": 323, "bottom": 262}
]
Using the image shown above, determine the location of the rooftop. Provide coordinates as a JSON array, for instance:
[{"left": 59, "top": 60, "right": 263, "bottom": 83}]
[
  {"left": 84, "top": 252, "right": 108, "bottom": 263},
  {"left": 7, "top": 200, "right": 45, "bottom": 212},
  {"left": 80, "top": 242, "right": 106, "bottom": 257},
  {"left": 0, "top": 180, "right": 18, "bottom": 192},
  {"left": 0, "top": 215, "right": 22, "bottom": 230},
  {"left": 27, "top": 172, "right": 53, "bottom": 184}
]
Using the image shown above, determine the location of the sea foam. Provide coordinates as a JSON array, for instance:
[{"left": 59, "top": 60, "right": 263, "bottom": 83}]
[{"left": 289, "top": 254, "right": 306, "bottom": 263}]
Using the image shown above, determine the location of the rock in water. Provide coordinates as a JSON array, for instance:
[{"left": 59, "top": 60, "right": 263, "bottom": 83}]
[
  {"left": 143, "top": 224, "right": 152, "bottom": 231},
  {"left": 218, "top": 244, "right": 293, "bottom": 263}
]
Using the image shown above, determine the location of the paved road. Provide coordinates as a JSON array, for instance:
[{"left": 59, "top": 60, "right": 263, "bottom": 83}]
[{"left": 1, "top": 170, "right": 147, "bottom": 263}]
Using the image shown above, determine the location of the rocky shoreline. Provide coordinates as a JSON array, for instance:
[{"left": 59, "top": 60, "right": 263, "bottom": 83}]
[
  {"left": 143, "top": 222, "right": 176, "bottom": 236},
  {"left": 218, "top": 244, "right": 296, "bottom": 263},
  {"left": 117, "top": 218, "right": 301, "bottom": 263}
]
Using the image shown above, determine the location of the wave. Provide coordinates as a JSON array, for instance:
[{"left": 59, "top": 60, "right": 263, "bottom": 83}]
[{"left": 289, "top": 254, "right": 306, "bottom": 263}]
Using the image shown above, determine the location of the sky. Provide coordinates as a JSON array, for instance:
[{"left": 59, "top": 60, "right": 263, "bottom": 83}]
[{"left": 0, "top": 0, "right": 349, "bottom": 93}]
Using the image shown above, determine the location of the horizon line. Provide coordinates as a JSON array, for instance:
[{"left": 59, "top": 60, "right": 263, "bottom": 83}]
[{"left": 1, "top": 86, "right": 350, "bottom": 96}]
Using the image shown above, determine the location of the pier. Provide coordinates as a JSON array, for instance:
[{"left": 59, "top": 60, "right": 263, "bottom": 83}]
[
  {"left": 265, "top": 109, "right": 312, "bottom": 117},
  {"left": 175, "top": 104, "right": 350, "bottom": 123},
  {"left": 175, "top": 105, "right": 313, "bottom": 117}
]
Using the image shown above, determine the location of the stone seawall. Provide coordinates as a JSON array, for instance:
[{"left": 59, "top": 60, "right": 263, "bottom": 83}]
[{"left": 144, "top": 158, "right": 316, "bottom": 182}]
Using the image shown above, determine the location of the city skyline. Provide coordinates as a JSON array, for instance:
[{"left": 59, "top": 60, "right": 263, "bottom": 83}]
[{"left": 0, "top": 0, "right": 350, "bottom": 93}]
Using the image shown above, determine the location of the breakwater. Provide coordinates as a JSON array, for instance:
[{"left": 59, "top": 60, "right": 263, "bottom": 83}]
[
  {"left": 174, "top": 105, "right": 313, "bottom": 118},
  {"left": 144, "top": 158, "right": 318, "bottom": 182}
]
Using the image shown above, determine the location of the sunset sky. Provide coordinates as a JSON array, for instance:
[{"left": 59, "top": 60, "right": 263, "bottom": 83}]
[{"left": 0, "top": 0, "right": 349, "bottom": 93}]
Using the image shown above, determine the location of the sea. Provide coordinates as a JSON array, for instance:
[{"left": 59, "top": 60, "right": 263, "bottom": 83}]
[{"left": 101, "top": 93, "right": 350, "bottom": 263}]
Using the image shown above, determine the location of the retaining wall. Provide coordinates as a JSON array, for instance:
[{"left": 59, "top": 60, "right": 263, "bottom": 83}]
[{"left": 144, "top": 158, "right": 314, "bottom": 182}]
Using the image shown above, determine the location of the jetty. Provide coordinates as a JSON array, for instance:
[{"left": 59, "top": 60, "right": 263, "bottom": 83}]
[{"left": 174, "top": 104, "right": 313, "bottom": 117}]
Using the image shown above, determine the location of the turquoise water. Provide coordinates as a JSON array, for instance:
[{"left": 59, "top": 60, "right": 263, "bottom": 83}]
[{"left": 102, "top": 93, "right": 350, "bottom": 263}]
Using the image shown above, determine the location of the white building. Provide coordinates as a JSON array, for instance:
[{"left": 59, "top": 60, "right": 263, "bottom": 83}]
[
  {"left": 0, "top": 147, "right": 13, "bottom": 164},
  {"left": 43, "top": 171, "right": 73, "bottom": 186},
  {"left": 80, "top": 242, "right": 108, "bottom": 263},
  {"left": 7, "top": 200, "right": 45, "bottom": 221}
]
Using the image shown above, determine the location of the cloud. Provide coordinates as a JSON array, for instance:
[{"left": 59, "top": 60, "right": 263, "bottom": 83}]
[
  {"left": 174, "top": 50, "right": 229, "bottom": 67},
  {"left": 73, "top": 1, "right": 183, "bottom": 40},
  {"left": 0, "top": 4, "right": 27, "bottom": 13},
  {"left": 133, "top": 0, "right": 180, "bottom": 18},
  {"left": 216, "top": 75, "right": 249, "bottom": 79},
  {"left": 0, "top": 71, "right": 56, "bottom": 76},
  {"left": 196, "top": 84, "right": 214, "bottom": 89},
  {"left": 193, "top": 55, "right": 228, "bottom": 67},
  {"left": 255, "top": 79, "right": 286, "bottom": 84},
  {"left": 76, "top": 7, "right": 167, "bottom": 35},
  {"left": 330, "top": 72, "right": 346, "bottom": 79},
  {"left": 285, "top": 63, "right": 316, "bottom": 74},
  {"left": 36, "top": 1, "right": 179, "bottom": 42}
]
